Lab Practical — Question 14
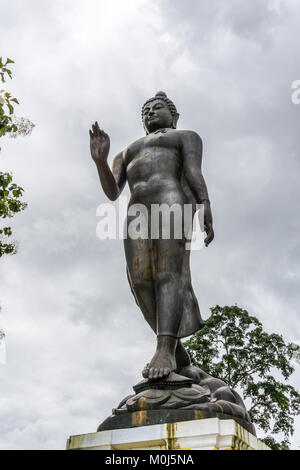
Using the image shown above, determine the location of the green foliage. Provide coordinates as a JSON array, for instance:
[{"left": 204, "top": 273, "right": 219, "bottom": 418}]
[
  {"left": 0, "top": 57, "right": 31, "bottom": 257},
  {"left": 0, "top": 172, "right": 27, "bottom": 257},
  {"left": 261, "top": 436, "right": 290, "bottom": 450},
  {"left": 184, "top": 305, "right": 300, "bottom": 446},
  {"left": 0, "top": 57, "right": 34, "bottom": 147},
  {"left": 0, "top": 58, "right": 18, "bottom": 140}
]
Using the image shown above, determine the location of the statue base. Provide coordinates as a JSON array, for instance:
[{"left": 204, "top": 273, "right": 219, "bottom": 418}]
[
  {"left": 67, "top": 417, "right": 270, "bottom": 450},
  {"left": 97, "top": 370, "right": 256, "bottom": 436}
]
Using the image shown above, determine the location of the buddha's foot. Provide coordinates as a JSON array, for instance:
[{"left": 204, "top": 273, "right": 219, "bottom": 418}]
[{"left": 142, "top": 350, "right": 176, "bottom": 380}]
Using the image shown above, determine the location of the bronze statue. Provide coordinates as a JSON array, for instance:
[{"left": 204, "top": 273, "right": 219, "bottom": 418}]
[
  {"left": 89, "top": 91, "right": 214, "bottom": 380},
  {"left": 90, "top": 92, "right": 256, "bottom": 435}
]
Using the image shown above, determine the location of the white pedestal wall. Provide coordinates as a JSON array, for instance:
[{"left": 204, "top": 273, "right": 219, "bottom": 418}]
[{"left": 67, "top": 418, "right": 270, "bottom": 450}]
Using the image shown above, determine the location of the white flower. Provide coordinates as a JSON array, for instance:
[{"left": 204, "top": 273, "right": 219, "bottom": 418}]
[{"left": 9, "top": 116, "right": 35, "bottom": 138}]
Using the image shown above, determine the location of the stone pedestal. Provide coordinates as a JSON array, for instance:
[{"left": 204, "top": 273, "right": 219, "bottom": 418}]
[{"left": 67, "top": 417, "right": 270, "bottom": 450}]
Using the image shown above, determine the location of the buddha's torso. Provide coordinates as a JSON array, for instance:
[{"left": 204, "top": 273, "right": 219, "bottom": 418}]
[{"left": 124, "top": 129, "right": 187, "bottom": 206}]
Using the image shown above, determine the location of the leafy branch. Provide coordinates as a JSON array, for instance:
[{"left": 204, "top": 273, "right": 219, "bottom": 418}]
[
  {"left": 184, "top": 305, "right": 300, "bottom": 447},
  {"left": 0, "top": 57, "right": 32, "bottom": 257},
  {"left": 0, "top": 172, "right": 27, "bottom": 257},
  {"left": 0, "top": 58, "right": 18, "bottom": 139}
]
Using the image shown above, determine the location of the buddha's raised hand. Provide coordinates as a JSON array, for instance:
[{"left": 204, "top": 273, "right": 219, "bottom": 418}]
[{"left": 89, "top": 121, "right": 110, "bottom": 164}]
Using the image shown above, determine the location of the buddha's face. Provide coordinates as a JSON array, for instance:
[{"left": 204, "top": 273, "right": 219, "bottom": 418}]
[{"left": 142, "top": 99, "right": 174, "bottom": 134}]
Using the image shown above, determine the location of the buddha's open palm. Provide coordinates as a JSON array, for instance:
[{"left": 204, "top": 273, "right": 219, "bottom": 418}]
[{"left": 89, "top": 121, "right": 110, "bottom": 163}]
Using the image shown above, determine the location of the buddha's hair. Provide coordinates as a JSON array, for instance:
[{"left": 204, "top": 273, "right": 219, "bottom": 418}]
[{"left": 141, "top": 91, "right": 178, "bottom": 119}]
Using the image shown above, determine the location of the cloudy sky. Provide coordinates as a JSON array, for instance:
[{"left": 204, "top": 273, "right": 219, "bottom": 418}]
[{"left": 1, "top": 0, "right": 300, "bottom": 449}]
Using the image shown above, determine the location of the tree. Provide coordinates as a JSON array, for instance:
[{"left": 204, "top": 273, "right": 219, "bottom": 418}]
[
  {"left": 0, "top": 172, "right": 27, "bottom": 256},
  {"left": 0, "top": 57, "right": 34, "bottom": 144},
  {"left": 0, "top": 57, "right": 34, "bottom": 257},
  {"left": 184, "top": 305, "right": 300, "bottom": 449},
  {"left": 261, "top": 436, "right": 290, "bottom": 450}
]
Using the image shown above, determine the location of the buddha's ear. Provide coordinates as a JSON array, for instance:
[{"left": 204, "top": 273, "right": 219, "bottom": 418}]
[
  {"left": 143, "top": 122, "right": 150, "bottom": 135},
  {"left": 172, "top": 113, "right": 180, "bottom": 129}
]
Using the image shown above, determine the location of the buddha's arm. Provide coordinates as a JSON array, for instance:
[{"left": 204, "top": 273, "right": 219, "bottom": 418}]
[
  {"left": 95, "top": 152, "right": 126, "bottom": 201},
  {"left": 182, "top": 131, "right": 214, "bottom": 246},
  {"left": 181, "top": 131, "right": 210, "bottom": 204},
  {"left": 89, "top": 121, "right": 126, "bottom": 201}
]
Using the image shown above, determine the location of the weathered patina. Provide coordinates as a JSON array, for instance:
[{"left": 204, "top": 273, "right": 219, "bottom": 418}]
[{"left": 89, "top": 91, "right": 214, "bottom": 381}]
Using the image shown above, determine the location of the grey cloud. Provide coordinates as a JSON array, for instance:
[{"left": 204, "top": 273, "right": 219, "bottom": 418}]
[{"left": 0, "top": 0, "right": 299, "bottom": 449}]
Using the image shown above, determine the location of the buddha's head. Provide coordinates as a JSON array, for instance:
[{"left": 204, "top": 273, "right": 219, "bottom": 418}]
[{"left": 141, "top": 91, "right": 179, "bottom": 134}]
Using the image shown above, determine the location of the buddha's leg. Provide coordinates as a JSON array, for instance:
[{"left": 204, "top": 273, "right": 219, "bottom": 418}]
[
  {"left": 124, "top": 236, "right": 156, "bottom": 334},
  {"left": 145, "top": 237, "right": 186, "bottom": 379},
  {"left": 176, "top": 340, "right": 191, "bottom": 370},
  {"left": 124, "top": 220, "right": 191, "bottom": 379}
]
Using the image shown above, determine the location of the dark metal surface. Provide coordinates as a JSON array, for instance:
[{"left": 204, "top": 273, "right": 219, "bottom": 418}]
[
  {"left": 90, "top": 92, "right": 255, "bottom": 436},
  {"left": 98, "top": 410, "right": 256, "bottom": 436},
  {"left": 97, "top": 366, "right": 256, "bottom": 436},
  {"left": 89, "top": 91, "right": 214, "bottom": 380}
]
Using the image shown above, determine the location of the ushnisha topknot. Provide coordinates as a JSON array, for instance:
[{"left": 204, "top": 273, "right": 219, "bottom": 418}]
[{"left": 141, "top": 91, "right": 178, "bottom": 119}]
